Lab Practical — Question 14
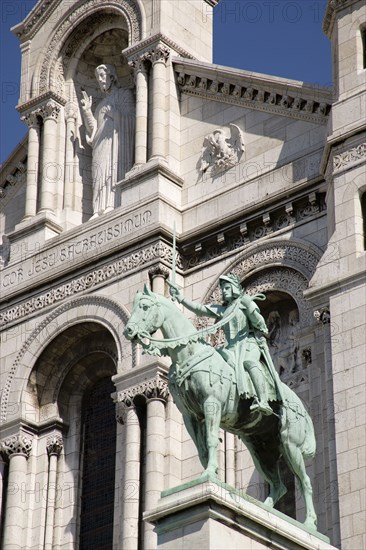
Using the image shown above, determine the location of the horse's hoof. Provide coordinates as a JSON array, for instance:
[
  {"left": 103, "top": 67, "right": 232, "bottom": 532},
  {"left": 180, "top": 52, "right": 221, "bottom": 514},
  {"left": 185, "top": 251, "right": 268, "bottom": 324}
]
[
  {"left": 304, "top": 518, "right": 317, "bottom": 531},
  {"left": 264, "top": 496, "right": 274, "bottom": 507}
]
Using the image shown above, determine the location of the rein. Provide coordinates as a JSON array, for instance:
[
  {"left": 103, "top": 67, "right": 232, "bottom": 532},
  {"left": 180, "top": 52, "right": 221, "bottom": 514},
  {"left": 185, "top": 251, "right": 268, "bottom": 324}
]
[{"left": 137, "top": 299, "right": 242, "bottom": 352}]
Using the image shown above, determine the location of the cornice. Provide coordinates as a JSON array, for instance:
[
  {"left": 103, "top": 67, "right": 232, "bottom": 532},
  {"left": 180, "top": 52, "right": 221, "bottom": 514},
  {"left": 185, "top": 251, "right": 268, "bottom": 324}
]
[
  {"left": 323, "top": 0, "right": 357, "bottom": 38},
  {"left": 17, "top": 91, "right": 67, "bottom": 114},
  {"left": 173, "top": 59, "right": 331, "bottom": 124},
  {"left": 11, "top": 0, "right": 60, "bottom": 41},
  {"left": 123, "top": 32, "right": 196, "bottom": 61}
]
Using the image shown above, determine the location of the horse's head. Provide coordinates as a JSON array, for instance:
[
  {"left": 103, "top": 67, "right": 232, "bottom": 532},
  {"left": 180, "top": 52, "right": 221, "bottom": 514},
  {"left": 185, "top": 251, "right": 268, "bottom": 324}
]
[{"left": 124, "top": 285, "right": 165, "bottom": 342}]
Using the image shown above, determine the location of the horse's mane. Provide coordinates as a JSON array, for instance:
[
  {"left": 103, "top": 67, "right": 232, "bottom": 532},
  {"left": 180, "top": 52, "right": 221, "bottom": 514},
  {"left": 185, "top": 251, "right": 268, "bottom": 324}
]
[{"left": 139, "top": 287, "right": 198, "bottom": 333}]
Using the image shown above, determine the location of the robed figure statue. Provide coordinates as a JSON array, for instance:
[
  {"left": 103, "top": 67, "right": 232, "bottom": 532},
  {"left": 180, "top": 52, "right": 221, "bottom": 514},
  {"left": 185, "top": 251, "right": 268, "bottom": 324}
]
[{"left": 81, "top": 64, "right": 135, "bottom": 218}]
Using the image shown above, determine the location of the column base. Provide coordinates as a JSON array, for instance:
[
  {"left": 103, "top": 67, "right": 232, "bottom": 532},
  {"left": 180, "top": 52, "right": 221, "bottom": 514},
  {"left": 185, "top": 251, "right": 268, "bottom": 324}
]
[
  {"left": 144, "top": 476, "right": 338, "bottom": 550},
  {"left": 6, "top": 212, "right": 63, "bottom": 264}
]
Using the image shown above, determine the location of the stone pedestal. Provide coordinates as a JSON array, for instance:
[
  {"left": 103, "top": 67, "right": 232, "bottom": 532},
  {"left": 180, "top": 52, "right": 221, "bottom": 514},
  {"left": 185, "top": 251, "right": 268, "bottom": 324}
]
[{"left": 145, "top": 478, "right": 339, "bottom": 550}]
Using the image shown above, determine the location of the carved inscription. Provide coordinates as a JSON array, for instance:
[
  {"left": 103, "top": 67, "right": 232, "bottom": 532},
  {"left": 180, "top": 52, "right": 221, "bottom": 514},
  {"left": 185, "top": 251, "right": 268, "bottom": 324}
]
[{"left": 1, "top": 210, "right": 152, "bottom": 290}]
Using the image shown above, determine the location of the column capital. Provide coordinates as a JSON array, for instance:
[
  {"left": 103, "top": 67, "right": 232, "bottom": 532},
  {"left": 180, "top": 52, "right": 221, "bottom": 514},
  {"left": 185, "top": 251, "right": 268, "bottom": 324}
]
[
  {"left": 40, "top": 99, "right": 61, "bottom": 121},
  {"left": 1, "top": 433, "right": 33, "bottom": 459},
  {"left": 128, "top": 52, "right": 150, "bottom": 74},
  {"left": 150, "top": 44, "right": 170, "bottom": 66},
  {"left": 148, "top": 263, "right": 170, "bottom": 281},
  {"left": 46, "top": 434, "right": 63, "bottom": 457},
  {"left": 116, "top": 373, "right": 169, "bottom": 408},
  {"left": 314, "top": 307, "right": 330, "bottom": 324},
  {"left": 21, "top": 109, "right": 41, "bottom": 128}
]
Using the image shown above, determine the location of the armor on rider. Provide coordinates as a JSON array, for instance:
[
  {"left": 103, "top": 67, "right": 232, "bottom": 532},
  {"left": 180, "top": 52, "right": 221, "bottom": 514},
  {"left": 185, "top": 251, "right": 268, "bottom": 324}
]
[{"left": 168, "top": 273, "right": 278, "bottom": 416}]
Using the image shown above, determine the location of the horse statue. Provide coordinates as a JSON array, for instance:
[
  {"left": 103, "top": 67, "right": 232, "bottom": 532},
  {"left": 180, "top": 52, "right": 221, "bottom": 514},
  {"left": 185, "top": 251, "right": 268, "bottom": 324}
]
[{"left": 124, "top": 285, "right": 317, "bottom": 529}]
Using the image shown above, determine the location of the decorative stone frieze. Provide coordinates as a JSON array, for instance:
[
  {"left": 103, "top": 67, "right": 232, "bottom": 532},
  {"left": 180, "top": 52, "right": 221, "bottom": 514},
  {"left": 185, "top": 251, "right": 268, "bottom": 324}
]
[
  {"left": 174, "top": 64, "right": 331, "bottom": 124},
  {"left": 314, "top": 307, "right": 330, "bottom": 324},
  {"left": 46, "top": 434, "right": 63, "bottom": 457},
  {"left": 116, "top": 374, "right": 169, "bottom": 408},
  {"left": 0, "top": 241, "right": 179, "bottom": 328},
  {"left": 182, "top": 194, "right": 325, "bottom": 272},
  {"left": 333, "top": 142, "right": 366, "bottom": 173},
  {"left": 1, "top": 434, "right": 33, "bottom": 458}
]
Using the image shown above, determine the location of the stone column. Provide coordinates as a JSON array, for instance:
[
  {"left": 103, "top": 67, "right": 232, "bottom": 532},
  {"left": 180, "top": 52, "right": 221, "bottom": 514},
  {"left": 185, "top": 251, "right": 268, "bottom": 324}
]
[
  {"left": 150, "top": 44, "right": 170, "bottom": 160},
  {"left": 314, "top": 307, "right": 341, "bottom": 547},
  {"left": 0, "top": 454, "right": 6, "bottom": 524},
  {"left": 130, "top": 56, "right": 149, "bottom": 166},
  {"left": 143, "top": 377, "right": 169, "bottom": 550},
  {"left": 1, "top": 434, "right": 33, "bottom": 550},
  {"left": 21, "top": 110, "right": 41, "bottom": 219},
  {"left": 44, "top": 434, "right": 63, "bottom": 550},
  {"left": 63, "top": 103, "right": 78, "bottom": 210},
  {"left": 225, "top": 432, "right": 236, "bottom": 487},
  {"left": 116, "top": 402, "right": 141, "bottom": 550},
  {"left": 39, "top": 100, "right": 61, "bottom": 213},
  {"left": 149, "top": 264, "right": 169, "bottom": 296}
]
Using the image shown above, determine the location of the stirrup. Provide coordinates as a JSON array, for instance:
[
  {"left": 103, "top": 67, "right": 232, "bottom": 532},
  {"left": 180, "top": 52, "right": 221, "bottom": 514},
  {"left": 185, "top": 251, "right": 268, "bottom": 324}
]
[{"left": 250, "top": 400, "right": 273, "bottom": 416}]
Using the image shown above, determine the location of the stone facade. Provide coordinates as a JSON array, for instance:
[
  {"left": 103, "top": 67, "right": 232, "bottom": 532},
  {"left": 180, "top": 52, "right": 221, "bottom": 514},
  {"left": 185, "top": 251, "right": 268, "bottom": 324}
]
[{"left": 0, "top": 0, "right": 365, "bottom": 549}]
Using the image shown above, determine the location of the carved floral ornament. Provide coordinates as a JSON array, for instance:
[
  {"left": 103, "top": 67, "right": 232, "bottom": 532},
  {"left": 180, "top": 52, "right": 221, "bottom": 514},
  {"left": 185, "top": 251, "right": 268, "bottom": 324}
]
[
  {"left": 46, "top": 434, "right": 63, "bottom": 456},
  {"left": 116, "top": 374, "right": 169, "bottom": 415},
  {"left": 333, "top": 142, "right": 366, "bottom": 172},
  {"left": 1, "top": 433, "right": 33, "bottom": 458}
]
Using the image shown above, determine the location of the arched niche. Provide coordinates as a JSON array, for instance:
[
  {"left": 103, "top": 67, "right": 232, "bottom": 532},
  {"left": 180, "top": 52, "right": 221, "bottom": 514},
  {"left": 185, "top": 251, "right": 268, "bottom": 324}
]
[
  {"left": 36, "top": 0, "right": 142, "bottom": 97},
  {"left": 25, "top": 321, "right": 118, "bottom": 425},
  {"left": 1, "top": 295, "right": 133, "bottom": 425}
]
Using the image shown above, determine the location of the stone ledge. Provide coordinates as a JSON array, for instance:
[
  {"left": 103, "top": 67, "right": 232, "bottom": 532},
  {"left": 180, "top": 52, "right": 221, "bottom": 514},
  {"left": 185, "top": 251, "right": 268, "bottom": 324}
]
[{"left": 145, "top": 477, "right": 338, "bottom": 550}]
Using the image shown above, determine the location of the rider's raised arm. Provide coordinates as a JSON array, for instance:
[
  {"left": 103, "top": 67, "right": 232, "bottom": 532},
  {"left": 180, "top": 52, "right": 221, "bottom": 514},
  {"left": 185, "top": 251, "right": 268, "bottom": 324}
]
[{"left": 168, "top": 281, "right": 219, "bottom": 318}]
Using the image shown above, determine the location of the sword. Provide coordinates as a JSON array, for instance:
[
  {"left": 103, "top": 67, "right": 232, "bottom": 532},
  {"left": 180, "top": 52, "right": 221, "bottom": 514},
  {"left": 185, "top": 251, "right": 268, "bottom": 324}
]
[{"left": 171, "top": 222, "right": 177, "bottom": 300}]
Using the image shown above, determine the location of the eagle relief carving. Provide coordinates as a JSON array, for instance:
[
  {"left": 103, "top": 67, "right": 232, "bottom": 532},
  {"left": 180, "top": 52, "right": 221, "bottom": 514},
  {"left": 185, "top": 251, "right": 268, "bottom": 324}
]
[{"left": 200, "top": 124, "right": 245, "bottom": 176}]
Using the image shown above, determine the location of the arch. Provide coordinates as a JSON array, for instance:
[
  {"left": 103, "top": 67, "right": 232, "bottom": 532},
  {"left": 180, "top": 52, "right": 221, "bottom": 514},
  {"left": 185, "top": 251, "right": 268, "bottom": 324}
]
[
  {"left": 1, "top": 295, "right": 134, "bottom": 425},
  {"left": 203, "top": 239, "right": 322, "bottom": 320},
  {"left": 37, "top": 0, "right": 142, "bottom": 96}
]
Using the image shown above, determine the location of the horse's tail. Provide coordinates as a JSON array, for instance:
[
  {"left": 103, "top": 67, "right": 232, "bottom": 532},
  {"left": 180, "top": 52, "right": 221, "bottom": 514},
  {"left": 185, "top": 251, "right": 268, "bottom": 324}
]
[{"left": 302, "top": 412, "right": 316, "bottom": 459}]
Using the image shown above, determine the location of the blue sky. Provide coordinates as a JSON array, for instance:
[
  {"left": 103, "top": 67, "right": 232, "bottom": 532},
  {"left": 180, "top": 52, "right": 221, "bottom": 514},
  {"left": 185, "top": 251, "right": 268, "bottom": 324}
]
[{"left": 0, "top": 0, "right": 331, "bottom": 165}]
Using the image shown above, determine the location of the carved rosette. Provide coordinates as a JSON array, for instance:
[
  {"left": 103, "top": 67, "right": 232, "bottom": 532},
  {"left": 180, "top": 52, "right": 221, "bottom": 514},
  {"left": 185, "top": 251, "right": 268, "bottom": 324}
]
[
  {"left": 116, "top": 374, "right": 169, "bottom": 410},
  {"left": 46, "top": 434, "right": 63, "bottom": 457},
  {"left": 314, "top": 307, "right": 330, "bottom": 325},
  {"left": 1, "top": 434, "right": 33, "bottom": 458}
]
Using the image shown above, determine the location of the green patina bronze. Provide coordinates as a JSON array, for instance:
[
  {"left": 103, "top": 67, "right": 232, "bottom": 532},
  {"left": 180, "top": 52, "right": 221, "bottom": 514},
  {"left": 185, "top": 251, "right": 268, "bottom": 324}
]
[{"left": 124, "top": 275, "right": 318, "bottom": 529}]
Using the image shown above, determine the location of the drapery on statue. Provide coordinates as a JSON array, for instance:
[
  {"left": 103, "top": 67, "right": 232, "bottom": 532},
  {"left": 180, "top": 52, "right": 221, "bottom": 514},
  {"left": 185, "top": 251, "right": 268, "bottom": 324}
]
[
  {"left": 80, "top": 64, "right": 135, "bottom": 218},
  {"left": 124, "top": 274, "right": 318, "bottom": 529}
]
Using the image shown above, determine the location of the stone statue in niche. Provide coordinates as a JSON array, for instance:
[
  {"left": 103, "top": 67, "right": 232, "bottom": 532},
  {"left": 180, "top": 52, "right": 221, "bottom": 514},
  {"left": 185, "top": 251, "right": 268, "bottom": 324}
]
[
  {"left": 200, "top": 124, "right": 245, "bottom": 175},
  {"left": 80, "top": 64, "right": 135, "bottom": 218},
  {"left": 267, "top": 308, "right": 301, "bottom": 376}
]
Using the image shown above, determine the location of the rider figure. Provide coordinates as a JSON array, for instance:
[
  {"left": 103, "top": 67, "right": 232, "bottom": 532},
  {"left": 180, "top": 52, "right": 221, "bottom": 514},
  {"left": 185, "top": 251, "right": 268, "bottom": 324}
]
[{"left": 168, "top": 273, "right": 274, "bottom": 416}]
